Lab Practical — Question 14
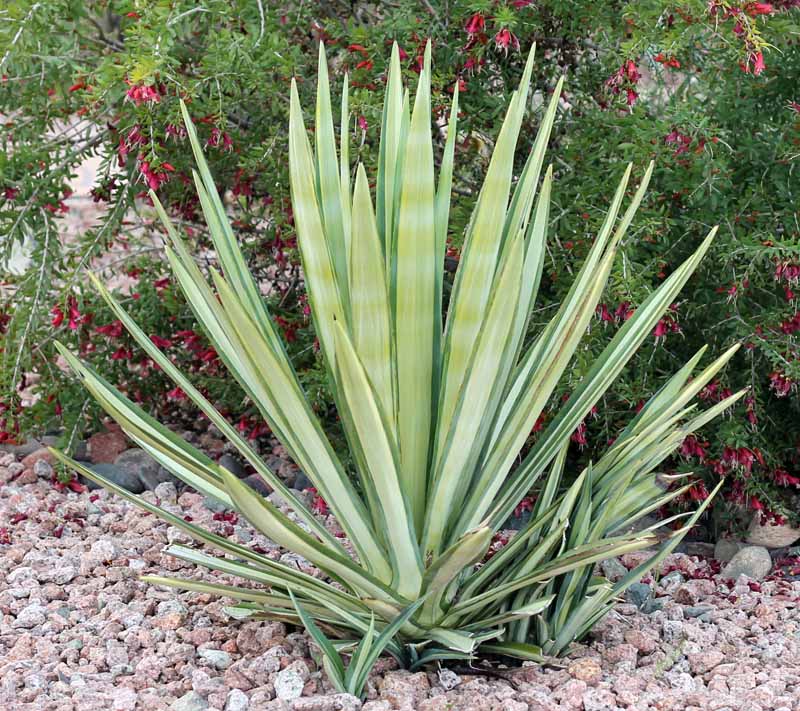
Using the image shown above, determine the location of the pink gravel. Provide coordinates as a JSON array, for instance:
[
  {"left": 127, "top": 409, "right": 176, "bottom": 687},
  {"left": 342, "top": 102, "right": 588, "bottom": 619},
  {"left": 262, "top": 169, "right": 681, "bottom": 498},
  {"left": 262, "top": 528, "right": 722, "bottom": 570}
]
[{"left": 2, "top": 450, "right": 800, "bottom": 711}]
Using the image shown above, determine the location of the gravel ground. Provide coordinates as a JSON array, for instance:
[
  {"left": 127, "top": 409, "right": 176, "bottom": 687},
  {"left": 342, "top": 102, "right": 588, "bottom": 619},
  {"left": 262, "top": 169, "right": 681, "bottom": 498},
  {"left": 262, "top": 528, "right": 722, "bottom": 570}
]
[{"left": 2, "top": 451, "right": 800, "bottom": 711}]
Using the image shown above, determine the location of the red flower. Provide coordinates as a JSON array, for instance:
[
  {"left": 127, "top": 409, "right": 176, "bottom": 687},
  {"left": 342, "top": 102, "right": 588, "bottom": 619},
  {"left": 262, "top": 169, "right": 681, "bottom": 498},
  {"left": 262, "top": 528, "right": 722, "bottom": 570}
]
[
  {"left": 596, "top": 303, "right": 613, "bottom": 323},
  {"left": 746, "top": 3, "right": 774, "bottom": 15},
  {"left": 307, "top": 487, "right": 329, "bottom": 515},
  {"left": 206, "top": 127, "right": 233, "bottom": 151},
  {"left": 615, "top": 301, "right": 634, "bottom": 322},
  {"left": 773, "top": 469, "right": 800, "bottom": 488},
  {"left": 743, "top": 51, "right": 766, "bottom": 76},
  {"left": 749, "top": 496, "right": 764, "bottom": 511},
  {"left": 51, "top": 306, "right": 64, "bottom": 328},
  {"left": 494, "top": 29, "right": 520, "bottom": 53},
  {"left": 347, "top": 43, "right": 369, "bottom": 56},
  {"left": 687, "top": 482, "right": 710, "bottom": 502},
  {"left": 680, "top": 435, "right": 708, "bottom": 461},
  {"left": 166, "top": 386, "right": 186, "bottom": 401},
  {"left": 139, "top": 160, "right": 172, "bottom": 191},
  {"left": 67, "top": 296, "right": 81, "bottom": 330},
  {"left": 355, "top": 59, "right": 374, "bottom": 71},
  {"left": 465, "top": 13, "right": 485, "bottom": 35},
  {"left": 110, "top": 347, "right": 132, "bottom": 361},
  {"left": 357, "top": 115, "right": 368, "bottom": 132},
  {"left": 655, "top": 54, "right": 681, "bottom": 69},
  {"left": 96, "top": 320, "right": 123, "bottom": 338},
  {"left": 125, "top": 82, "right": 161, "bottom": 106},
  {"left": 149, "top": 334, "right": 173, "bottom": 349},
  {"left": 571, "top": 421, "right": 587, "bottom": 447},
  {"left": 769, "top": 371, "right": 793, "bottom": 398}
]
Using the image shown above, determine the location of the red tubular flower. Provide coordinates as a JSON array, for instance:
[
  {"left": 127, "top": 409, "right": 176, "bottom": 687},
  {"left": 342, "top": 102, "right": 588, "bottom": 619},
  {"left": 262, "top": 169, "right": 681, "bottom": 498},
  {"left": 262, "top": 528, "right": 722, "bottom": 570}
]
[
  {"left": 570, "top": 421, "right": 587, "bottom": 447},
  {"left": 206, "top": 127, "right": 233, "bottom": 151},
  {"left": 125, "top": 82, "right": 161, "bottom": 106},
  {"left": 494, "top": 28, "right": 520, "bottom": 53},
  {"left": 769, "top": 371, "right": 793, "bottom": 397},
  {"left": 465, "top": 13, "right": 485, "bottom": 35},
  {"left": 67, "top": 296, "right": 81, "bottom": 330},
  {"left": 596, "top": 303, "right": 613, "bottom": 323},
  {"left": 746, "top": 2, "right": 774, "bottom": 15},
  {"left": 149, "top": 334, "right": 173, "bottom": 349},
  {"left": 51, "top": 306, "right": 64, "bottom": 328},
  {"left": 96, "top": 320, "right": 123, "bottom": 338}
]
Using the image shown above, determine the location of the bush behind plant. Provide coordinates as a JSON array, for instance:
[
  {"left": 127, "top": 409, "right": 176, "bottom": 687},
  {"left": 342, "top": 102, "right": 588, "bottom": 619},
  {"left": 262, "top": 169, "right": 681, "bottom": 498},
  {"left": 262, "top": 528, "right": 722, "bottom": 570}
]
[{"left": 2, "top": 1, "right": 799, "bottom": 525}]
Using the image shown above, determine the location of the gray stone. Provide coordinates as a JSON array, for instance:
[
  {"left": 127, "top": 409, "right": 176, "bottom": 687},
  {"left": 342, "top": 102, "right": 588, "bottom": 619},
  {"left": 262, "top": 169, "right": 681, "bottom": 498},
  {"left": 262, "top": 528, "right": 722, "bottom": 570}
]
[
  {"left": 225, "top": 689, "right": 249, "bottom": 711},
  {"left": 52, "top": 564, "right": 77, "bottom": 584},
  {"left": 219, "top": 453, "right": 248, "bottom": 479},
  {"left": 115, "top": 447, "right": 178, "bottom": 490},
  {"left": 170, "top": 691, "right": 209, "bottom": 711},
  {"left": 274, "top": 660, "right": 309, "bottom": 701},
  {"left": 12, "top": 603, "right": 46, "bottom": 628},
  {"left": 714, "top": 538, "right": 747, "bottom": 563},
  {"left": 82, "top": 463, "right": 144, "bottom": 494},
  {"left": 624, "top": 583, "right": 652, "bottom": 608},
  {"left": 199, "top": 648, "right": 233, "bottom": 670},
  {"left": 1, "top": 438, "right": 42, "bottom": 457},
  {"left": 600, "top": 557, "right": 628, "bottom": 582},
  {"left": 293, "top": 471, "right": 313, "bottom": 491},
  {"left": 33, "top": 458, "right": 54, "bottom": 479},
  {"left": 683, "top": 606, "right": 713, "bottom": 620},
  {"left": 722, "top": 545, "right": 772, "bottom": 581},
  {"left": 234, "top": 526, "right": 252, "bottom": 542},
  {"left": 660, "top": 570, "right": 684, "bottom": 593},
  {"left": 204, "top": 494, "right": 229, "bottom": 513},
  {"left": 154, "top": 481, "right": 178, "bottom": 504},
  {"left": 242, "top": 473, "right": 272, "bottom": 497}
]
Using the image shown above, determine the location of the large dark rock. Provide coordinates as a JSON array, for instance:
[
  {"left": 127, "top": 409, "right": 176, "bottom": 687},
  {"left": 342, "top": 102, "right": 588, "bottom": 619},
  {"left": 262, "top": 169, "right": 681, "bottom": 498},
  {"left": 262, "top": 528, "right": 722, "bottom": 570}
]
[
  {"left": 1, "top": 438, "right": 43, "bottom": 457},
  {"left": 218, "top": 453, "right": 248, "bottom": 479},
  {"left": 81, "top": 462, "right": 145, "bottom": 494},
  {"left": 114, "top": 448, "right": 179, "bottom": 490},
  {"left": 624, "top": 582, "right": 652, "bottom": 608},
  {"left": 242, "top": 473, "right": 272, "bottom": 497}
]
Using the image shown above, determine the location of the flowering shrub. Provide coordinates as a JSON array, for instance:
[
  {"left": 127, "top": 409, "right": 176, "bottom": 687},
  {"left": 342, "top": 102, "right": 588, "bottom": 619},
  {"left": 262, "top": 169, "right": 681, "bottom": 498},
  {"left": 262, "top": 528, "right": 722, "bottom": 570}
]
[{"left": 1, "top": 1, "right": 799, "bottom": 526}]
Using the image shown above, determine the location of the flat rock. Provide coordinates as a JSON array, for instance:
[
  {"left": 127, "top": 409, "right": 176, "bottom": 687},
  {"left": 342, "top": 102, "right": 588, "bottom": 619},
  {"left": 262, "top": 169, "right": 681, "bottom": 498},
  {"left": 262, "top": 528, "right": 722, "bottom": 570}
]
[
  {"left": 721, "top": 545, "right": 772, "bottom": 580},
  {"left": 82, "top": 462, "right": 144, "bottom": 494},
  {"left": 219, "top": 453, "right": 248, "bottom": 479},
  {"left": 115, "top": 447, "right": 178, "bottom": 490}
]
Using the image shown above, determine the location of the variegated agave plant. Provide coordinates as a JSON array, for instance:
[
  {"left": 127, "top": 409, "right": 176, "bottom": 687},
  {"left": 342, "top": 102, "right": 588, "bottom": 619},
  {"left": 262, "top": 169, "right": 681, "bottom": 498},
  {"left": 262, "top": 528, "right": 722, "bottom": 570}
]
[{"left": 53, "top": 43, "right": 742, "bottom": 675}]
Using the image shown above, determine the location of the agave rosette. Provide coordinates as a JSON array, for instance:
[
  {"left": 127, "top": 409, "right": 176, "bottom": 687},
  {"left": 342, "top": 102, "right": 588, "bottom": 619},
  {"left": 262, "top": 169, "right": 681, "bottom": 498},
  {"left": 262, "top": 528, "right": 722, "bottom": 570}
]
[{"left": 53, "top": 42, "right": 742, "bottom": 667}]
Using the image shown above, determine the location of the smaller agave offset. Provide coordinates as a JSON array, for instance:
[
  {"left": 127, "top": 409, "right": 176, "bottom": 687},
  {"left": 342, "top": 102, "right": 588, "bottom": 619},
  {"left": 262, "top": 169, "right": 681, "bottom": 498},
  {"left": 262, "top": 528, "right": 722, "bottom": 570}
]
[{"left": 53, "top": 42, "right": 742, "bottom": 679}]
